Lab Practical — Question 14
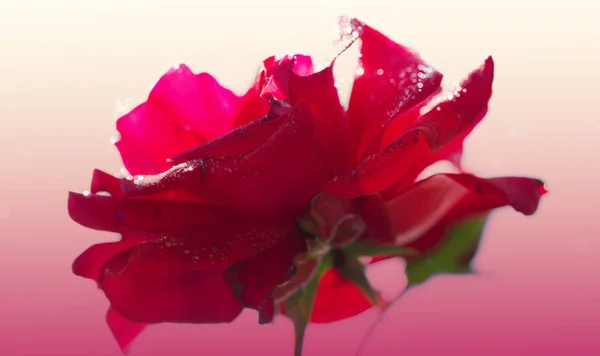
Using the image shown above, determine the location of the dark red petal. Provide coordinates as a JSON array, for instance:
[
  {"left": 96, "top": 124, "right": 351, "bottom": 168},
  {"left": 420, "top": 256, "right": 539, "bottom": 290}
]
[
  {"left": 289, "top": 65, "right": 352, "bottom": 174},
  {"left": 342, "top": 19, "right": 443, "bottom": 161},
  {"left": 122, "top": 103, "right": 332, "bottom": 216},
  {"left": 142, "top": 217, "right": 296, "bottom": 271},
  {"left": 106, "top": 307, "right": 146, "bottom": 354},
  {"left": 325, "top": 58, "right": 494, "bottom": 199},
  {"left": 115, "top": 102, "right": 203, "bottom": 175},
  {"left": 148, "top": 64, "right": 241, "bottom": 141},
  {"left": 383, "top": 56, "right": 495, "bottom": 196},
  {"left": 310, "top": 268, "right": 372, "bottom": 323},
  {"left": 169, "top": 113, "right": 288, "bottom": 164},
  {"left": 67, "top": 192, "right": 229, "bottom": 234},
  {"left": 99, "top": 246, "right": 243, "bottom": 324},
  {"left": 227, "top": 233, "right": 306, "bottom": 324},
  {"left": 380, "top": 174, "right": 545, "bottom": 248}
]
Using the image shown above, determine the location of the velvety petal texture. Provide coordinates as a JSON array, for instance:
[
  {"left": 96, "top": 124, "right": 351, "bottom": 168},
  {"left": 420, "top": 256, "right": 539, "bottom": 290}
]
[{"left": 68, "top": 17, "right": 545, "bottom": 354}]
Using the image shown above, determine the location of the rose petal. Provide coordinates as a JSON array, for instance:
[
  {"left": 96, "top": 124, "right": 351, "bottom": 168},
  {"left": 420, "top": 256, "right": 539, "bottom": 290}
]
[
  {"left": 169, "top": 112, "right": 288, "bottom": 164},
  {"left": 68, "top": 192, "right": 230, "bottom": 234},
  {"left": 289, "top": 65, "right": 351, "bottom": 174},
  {"left": 122, "top": 103, "right": 333, "bottom": 216},
  {"left": 325, "top": 57, "right": 494, "bottom": 199},
  {"left": 106, "top": 307, "right": 146, "bottom": 354},
  {"left": 99, "top": 246, "right": 243, "bottom": 324},
  {"left": 227, "top": 233, "right": 306, "bottom": 324},
  {"left": 141, "top": 217, "right": 296, "bottom": 271},
  {"left": 310, "top": 268, "right": 372, "bottom": 323},
  {"left": 148, "top": 64, "right": 241, "bottom": 140},
  {"left": 383, "top": 56, "right": 495, "bottom": 195},
  {"left": 232, "top": 87, "right": 271, "bottom": 127},
  {"left": 342, "top": 18, "right": 443, "bottom": 161},
  {"left": 115, "top": 102, "right": 204, "bottom": 175},
  {"left": 73, "top": 237, "right": 149, "bottom": 281},
  {"left": 379, "top": 174, "right": 546, "bottom": 249}
]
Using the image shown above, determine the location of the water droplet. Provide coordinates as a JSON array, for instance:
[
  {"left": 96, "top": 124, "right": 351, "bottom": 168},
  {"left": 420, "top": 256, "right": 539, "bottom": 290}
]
[
  {"left": 417, "top": 83, "right": 423, "bottom": 89},
  {"left": 376, "top": 68, "right": 384, "bottom": 75},
  {"left": 436, "top": 107, "right": 441, "bottom": 111},
  {"left": 356, "top": 67, "right": 365, "bottom": 76},
  {"left": 82, "top": 190, "right": 91, "bottom": 197},
  {"left": 109, "top": 133, "right": 121, "bottom": 145}
]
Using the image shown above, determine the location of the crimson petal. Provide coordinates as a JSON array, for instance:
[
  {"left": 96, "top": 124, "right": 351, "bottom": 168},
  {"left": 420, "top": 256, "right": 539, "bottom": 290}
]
[
  {"left": 289, "top": 65, "right": 351, "bottom": 174},
  {"left": 68, "top": 192, "right": 229, "bottom": 234},
  {"left": 325, "top": 57, "right": 494, "bottom": 198},
  {"left": 343, "top": 19, "right": 443, "bottom": 161},
  {"left": 140, "top": 217, "right": 296, "bottom": 271},
  {"left": 227, "top": 233, "right": 306, "bottom": 324},
  {"left": 122, "top": 103, "right": 332, "bottom": 216},
  {"left": 383, "top": 56, "right": 495, "bottom": 195},
  {"left": 99, "top": 246, "right": 243, "bottom": 324},
  {"left": 380, "top": 174, "right": 545, "bottom": 249},
  {"left": 310, "top": 269, "right": 372, "bottom": 323}
]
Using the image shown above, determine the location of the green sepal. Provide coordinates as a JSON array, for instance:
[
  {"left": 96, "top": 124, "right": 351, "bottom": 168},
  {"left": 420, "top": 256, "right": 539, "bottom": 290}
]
[
  {"left": 405, "top": 213, "right": 490, "bottom": 287},
  {"left": 344, "top": 239, "right": 418, "bottom": 258},
  {"left": 285, "top": 254, "right": 333, "bottom": 356},
  {"left": 334, "top": 251, "right": 389, "bottom": 310}
]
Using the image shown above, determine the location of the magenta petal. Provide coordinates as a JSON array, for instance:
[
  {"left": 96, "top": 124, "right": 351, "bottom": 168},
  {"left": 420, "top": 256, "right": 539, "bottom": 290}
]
[
  {"left": 343, "top": 19, "right": 443, "bottom": 161},
  {"left": 99, "top": 246, "right": 243, "bottom": 324},
  {"left": 148, "top": 64, "right": 241, "bottom": 140},
  {"left": 106, "top": 307, "right": 146, "bottom": 354},
  {"left": 115, "top": 103, "right": 205, "bottom": 176}
]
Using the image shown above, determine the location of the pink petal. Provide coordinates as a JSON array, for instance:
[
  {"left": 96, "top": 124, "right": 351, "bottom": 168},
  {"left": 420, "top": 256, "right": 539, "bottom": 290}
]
[{"left": 99, "top": 246, "right": 243, "bottom": 324}]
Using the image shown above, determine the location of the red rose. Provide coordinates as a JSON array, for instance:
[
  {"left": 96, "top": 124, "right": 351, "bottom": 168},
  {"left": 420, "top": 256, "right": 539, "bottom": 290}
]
[{"left": 68, "top": 17, "right": 545, "bottom": 354}]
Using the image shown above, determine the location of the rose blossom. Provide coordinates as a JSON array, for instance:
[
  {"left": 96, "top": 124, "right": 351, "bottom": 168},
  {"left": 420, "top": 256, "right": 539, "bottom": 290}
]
[{"left": 68, "top": 17, "right": 546, "bottom": 355}]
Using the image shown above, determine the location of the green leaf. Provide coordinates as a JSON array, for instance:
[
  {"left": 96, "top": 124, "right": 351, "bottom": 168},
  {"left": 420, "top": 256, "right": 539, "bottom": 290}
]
[
  {"left": 285, "top": 254, "right": 333, "bottom": 356},
  {"left": 405, "top": 213, "right": 490, "bottom": 287},
  {"left": 344, "top": 239, "right": 418, "bottom": 258}
]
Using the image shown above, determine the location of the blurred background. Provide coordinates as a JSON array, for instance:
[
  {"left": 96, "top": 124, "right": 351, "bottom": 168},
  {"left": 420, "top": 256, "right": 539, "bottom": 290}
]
[{"left": 1, "top": 0, "right": 598, "bottom": 355}]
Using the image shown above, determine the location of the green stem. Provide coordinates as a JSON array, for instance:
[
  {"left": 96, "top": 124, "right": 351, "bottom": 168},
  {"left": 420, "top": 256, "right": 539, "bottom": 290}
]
[{"left": 294, "top": 319, "right": 306, "bottom": 356}]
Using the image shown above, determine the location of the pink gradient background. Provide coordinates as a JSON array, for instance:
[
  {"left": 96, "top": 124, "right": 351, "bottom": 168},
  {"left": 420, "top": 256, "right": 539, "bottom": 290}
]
[{"left": 1, "top": 0, "right": 599, "bottom": 355}]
